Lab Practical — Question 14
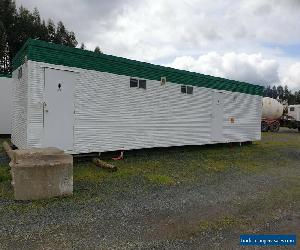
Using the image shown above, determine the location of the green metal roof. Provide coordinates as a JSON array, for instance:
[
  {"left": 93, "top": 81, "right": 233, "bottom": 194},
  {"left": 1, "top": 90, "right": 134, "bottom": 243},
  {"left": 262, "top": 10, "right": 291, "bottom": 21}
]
[{"left": 12, "top": 39, "right": 263, "bottom": 96}]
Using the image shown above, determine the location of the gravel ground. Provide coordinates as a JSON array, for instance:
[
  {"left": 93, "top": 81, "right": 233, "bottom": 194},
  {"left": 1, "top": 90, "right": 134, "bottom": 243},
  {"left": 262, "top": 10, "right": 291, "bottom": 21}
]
[{"left": 0, "top": 129, "right": 299, "bottom": 249}]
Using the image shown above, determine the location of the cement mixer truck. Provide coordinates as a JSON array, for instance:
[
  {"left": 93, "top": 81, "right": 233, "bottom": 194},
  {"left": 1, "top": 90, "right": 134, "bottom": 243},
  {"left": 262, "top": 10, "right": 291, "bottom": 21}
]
[{"left": 261, "top": 97, "right": 300, "bottom": 132}]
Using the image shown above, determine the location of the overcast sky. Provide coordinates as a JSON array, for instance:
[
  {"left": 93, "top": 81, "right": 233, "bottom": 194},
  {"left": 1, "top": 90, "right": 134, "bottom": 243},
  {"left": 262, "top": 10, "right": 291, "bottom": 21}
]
[{"left": 16, "top": 0, "right": 300, "bottom": 89}]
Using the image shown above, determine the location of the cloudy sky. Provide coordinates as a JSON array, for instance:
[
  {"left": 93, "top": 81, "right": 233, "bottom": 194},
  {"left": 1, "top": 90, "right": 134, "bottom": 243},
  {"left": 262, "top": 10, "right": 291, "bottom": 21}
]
[{"left": 17, "top": 0, "right": 300, "bottom": 89}]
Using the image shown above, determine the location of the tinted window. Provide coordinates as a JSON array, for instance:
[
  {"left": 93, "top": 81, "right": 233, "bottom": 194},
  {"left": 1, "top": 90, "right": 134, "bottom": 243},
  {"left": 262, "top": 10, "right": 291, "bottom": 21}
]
[
  {"left": 187, "top": 86, "right": 193, "bottom": 94},
  {"left": 139, "top": 79, "right": 146, "bottom": 89},
  {"left": 130, "top": 78, "right": 138, "bottom": 87},
  {"left": 181, "top": 85, "right": 186, "bottom": 93},
  {"left": 290, "top": 107, "right": 295, "bottom": 111}
]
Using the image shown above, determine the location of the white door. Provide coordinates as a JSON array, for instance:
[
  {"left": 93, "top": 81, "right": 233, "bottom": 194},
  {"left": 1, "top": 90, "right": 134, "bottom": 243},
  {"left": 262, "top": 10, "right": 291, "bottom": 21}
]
[
  {"left": 211, "top": 92, "right": 224, "bottom": 142},
  {"left": 43, "top": 68, "right": 76, "bottom": 150}
]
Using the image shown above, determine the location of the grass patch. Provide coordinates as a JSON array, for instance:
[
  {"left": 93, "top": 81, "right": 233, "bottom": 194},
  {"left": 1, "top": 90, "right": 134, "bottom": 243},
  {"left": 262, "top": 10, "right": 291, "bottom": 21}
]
[
  {"left": 71, "top": 131, "right": 300, "bottom": 190},
  {"left": 0, "top": 132, "right": 299, "bottom": 208},
  {"left": 0, "top": 163, "right": 12, "bottom": 200},
  {"left": 197, "top": 216, "right": 243, "bottom": 232},
  {"left": 145, "top": 174, "right": 175, "bottom": 185},
  {"left": 0, "top": 165, "right": 10, "bottom": 183},
  {"left": 202, "top": 159, "right": 227, "bottom": 173},
  {"left": 74, "top": 163, "right": 109, "bottom": 183}
]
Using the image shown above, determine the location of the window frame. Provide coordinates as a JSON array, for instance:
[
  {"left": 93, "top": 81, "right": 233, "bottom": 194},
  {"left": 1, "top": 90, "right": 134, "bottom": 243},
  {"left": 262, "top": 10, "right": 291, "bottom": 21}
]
[
  {"left": 130, "top": 78, "right": 147, "bottom": 89},
  {"left": 138, "top": 79, "right": 146, "bottom": 90},
  {"left": 130, "top": 78, "right": 138, "bottom": 88},
  {"left": 187, "top": 86, "right": 193, "bottom": 94},
  {"left": 181, "top": 85, "right": 193, "bottom": 94}
]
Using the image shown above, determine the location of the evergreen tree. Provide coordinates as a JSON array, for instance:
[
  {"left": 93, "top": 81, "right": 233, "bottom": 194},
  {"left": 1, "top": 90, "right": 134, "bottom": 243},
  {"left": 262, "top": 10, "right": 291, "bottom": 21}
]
[
  {"left": 276, "top": 85, "right": 284, "bottom": 100},
  {"left": 0, "top": 21, "right": 9, "bottom": 72},
  {"left": 263, "top": 84, "right": 300, "bottom": 105},
  {"left": 47, "top": 19, "right": 56, "bottom": 41},
  {"left": 55, "top": 21, "right": 76, "bottom": 47},
  {"left": 94, "top": 46, "right": 102, "bottom": 53},
  {"left": 0, "top": 0, "right": 16, "bottom": 72},
  {"left": 263, "top": 85, "right": 272, "bottom": 97},
  {"left": 0, "top": 0, "right": 78, "bottom": 73},
  {"left": 271, "top": 86, "right": 278, "bottom": 99},
  {"left": 295, "top": 91, "right": 300, "bottom": 104},
  {"left": 283, "top": 85, "right": 290, "bottom": 101}
]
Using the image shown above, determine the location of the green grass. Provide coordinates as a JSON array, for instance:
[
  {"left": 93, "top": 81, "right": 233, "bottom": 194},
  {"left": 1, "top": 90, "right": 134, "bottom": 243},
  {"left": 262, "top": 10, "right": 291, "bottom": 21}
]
[
  {"left": 0, "top": 163, "right": 12, "bottom": 200},
  {"left": 145, "top": 174, "right": 175, "bottom": 185},
  {"left": 0, "top": 131, "right": 299, "bottom": 211},
  {"left": 197, "top": 216, "right": 243, "bottom": 232}
]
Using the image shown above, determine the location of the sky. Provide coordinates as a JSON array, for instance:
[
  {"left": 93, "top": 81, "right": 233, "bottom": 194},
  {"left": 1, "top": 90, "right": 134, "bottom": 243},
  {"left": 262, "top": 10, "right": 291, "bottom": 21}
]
[{"left": 16, "top": 0, "right": 300, "bottom": 89}]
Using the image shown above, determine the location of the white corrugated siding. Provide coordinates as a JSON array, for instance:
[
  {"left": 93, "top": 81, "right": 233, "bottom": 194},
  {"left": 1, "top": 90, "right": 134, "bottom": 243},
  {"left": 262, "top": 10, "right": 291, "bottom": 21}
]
[
  {"left": 223, "top": 92, "right": 261, "bottom": 142},
  {"left": 27, "top": 60, "right": 46, "bottom": 147},
  {"left": 0, "top": 77, "right": 13, "bottom": 134},
  {"left": 18, "top": 60, "right": 261, "bottom": 153},
  {"left": 11, "top": 63, "right": 28, "bottom": 148}
]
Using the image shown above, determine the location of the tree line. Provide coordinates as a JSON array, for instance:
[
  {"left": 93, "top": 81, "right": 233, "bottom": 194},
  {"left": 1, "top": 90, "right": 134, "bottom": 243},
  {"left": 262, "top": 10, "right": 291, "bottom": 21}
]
[
  {"left": 0, "top": 0, "right": 101, "bottom": 74},
  {"left": 263, "top": 85, "right": 300, "bottom": 105}
]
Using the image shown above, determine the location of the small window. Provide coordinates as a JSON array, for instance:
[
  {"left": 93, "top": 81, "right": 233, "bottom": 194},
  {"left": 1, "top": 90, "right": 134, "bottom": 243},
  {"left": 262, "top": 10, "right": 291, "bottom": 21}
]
[
  {"left": 187, "top": 86, "right": 193, "bottom": 94},
  {"left": 130, "top": 78, "right": 138, "bottom": 88},
  {"left": 161, "top": 77, "right": 166, "bottom": 85},
  {"left": 181, "top": 85, "right": 193, "bottom": 94},
  {"left": 290, "top": 107, "right": 295, "bottom": 111},
  {"left": 139, "top": 79, "right": 146, "bottom": 89}
]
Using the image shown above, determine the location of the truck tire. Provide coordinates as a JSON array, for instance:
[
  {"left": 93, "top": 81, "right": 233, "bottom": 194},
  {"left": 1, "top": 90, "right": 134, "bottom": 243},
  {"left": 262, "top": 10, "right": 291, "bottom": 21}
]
[
  {"left": 298, "top": 127, "right": 300, "bottom": 132},
  {"left": 270, "top": 121, "right": 280, "bottom": 132},
  {"left": 261, "top": 121, "right": 269, "bottom": 132}
]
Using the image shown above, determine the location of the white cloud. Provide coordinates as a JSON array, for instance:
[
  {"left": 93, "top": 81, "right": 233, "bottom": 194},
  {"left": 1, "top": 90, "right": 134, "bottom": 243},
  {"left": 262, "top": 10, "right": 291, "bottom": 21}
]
[
  {"left": 17, "top": 0, "right": 300, "bottom": 89},
  {"left": 167, "top": 52, "right": 279, "bottom": 86},
  {"left": 281, "top": 63, "right": 300, "bottom": 90}
]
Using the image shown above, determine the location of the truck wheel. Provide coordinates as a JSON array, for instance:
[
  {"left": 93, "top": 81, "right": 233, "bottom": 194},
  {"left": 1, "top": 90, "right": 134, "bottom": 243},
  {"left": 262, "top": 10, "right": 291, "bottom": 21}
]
[
  {"left": 298, "top": 127, "right": 300, "bottom": 132},
  {"left": 261, "top": 121, "right": 269, "bottom": 132},
  {"left": 270, "top": 122, "right": 280, "bottom": 132}
]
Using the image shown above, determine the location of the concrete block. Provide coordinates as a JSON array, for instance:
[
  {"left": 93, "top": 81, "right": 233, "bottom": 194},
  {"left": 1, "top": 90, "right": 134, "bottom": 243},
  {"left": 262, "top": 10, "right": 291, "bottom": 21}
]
[{"left": 10, "top": 148, "right": 73, "bottom": 200}]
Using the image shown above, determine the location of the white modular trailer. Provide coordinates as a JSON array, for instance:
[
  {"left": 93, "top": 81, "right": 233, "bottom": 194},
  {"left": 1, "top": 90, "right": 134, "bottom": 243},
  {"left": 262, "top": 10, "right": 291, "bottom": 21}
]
[
  {"left": 0, "top": 74, "right": 13, "bottom": 135},
  {"left": 288, "top": 105, "right": 300, "bottom": 121},
  {"left": 11, "top": 39, "right": 263, "bottom": 153}
]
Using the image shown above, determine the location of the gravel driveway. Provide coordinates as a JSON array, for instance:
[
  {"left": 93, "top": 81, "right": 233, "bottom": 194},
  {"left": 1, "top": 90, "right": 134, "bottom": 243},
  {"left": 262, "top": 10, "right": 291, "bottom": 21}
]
[{"left": 0, "top": 129, "right": 299, "bottom": 249}]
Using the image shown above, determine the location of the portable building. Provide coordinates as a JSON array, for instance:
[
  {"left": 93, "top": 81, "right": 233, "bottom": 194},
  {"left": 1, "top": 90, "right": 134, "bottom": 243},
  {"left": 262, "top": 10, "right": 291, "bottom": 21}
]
[
  {"left": 288, "top": 105, "right": 300, "bottom": 121},
  {"left": 11, "top": 39, "right": 263, "bottom": 153},
  {"left": 0, "top": 73, "right": 13, "bottom": 135}
]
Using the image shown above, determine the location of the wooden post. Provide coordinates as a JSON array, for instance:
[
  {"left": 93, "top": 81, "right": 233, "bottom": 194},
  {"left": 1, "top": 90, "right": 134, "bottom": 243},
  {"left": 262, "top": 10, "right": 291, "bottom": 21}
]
[{"left": 92, "top": 158, "right": 117, "bottom": 172}]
